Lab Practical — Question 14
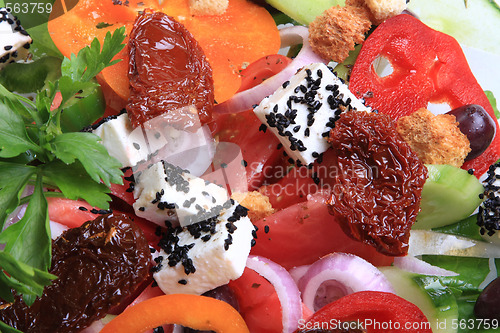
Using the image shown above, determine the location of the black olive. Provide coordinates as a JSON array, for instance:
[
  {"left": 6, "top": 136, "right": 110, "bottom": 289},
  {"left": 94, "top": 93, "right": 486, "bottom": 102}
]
[
  {"left": 474, "top": 276, "right": 500, "bottom": 320},
  {"left": 446, "top": 104, "right": 496, "bottom": 161}
]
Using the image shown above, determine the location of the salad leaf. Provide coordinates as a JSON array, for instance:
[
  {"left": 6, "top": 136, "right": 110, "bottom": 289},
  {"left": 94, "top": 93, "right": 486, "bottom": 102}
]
[
  {"left": 16, "top": 0, "right": 63, "bottom": 60},
  {"left": 61, "top": 27, "right": 126, "bottom": 82},
  {"left": 433, "top": 214, "right": 484, "bottom": 242},
  {"left": 50, "top": 132, "right": 123, "bottom": 187},
  {"left": 0, "top": 57, "right": 62, "bottom": 94},
  {"left": 0, "top": 163, "right": 36, "bottom": 230},
  {"left": 0, "top": 101, "right": 40, "bottom": 158},
  {"left": 485, "top": 90, "right": 500, "bottom": 119},
  {"left": 42, "top": 160, "right": 112, "bottom": 209},
  {"left": 0, "top": 320, "right": 22, "bottom": 333},
  {"left": 0, "top": 26, "right": 126, "bottom": 306},
  {"left": 0, "top": 174, "right": 51, "bottom": 271},
  {"left": 421, "top": 255, "right": 500, "bottom": 332}
]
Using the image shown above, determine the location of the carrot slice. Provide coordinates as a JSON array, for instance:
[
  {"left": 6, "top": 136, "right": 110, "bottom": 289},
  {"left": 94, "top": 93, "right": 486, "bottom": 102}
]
[
  {"left": 49, "top": 0, "right": 280, "bottom": 103},
  {"left": 100, "top": 294, "right": 250, "bottom": 333}
]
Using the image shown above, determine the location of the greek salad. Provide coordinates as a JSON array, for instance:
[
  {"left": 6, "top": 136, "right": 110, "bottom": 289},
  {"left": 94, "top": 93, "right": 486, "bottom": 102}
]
[{"left": 1, "top": 0, "right": 500, "bottom": 332}]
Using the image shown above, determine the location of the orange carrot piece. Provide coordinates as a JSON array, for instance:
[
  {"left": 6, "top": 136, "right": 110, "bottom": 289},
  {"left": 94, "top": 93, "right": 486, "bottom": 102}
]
[
  {"left": 101, "top": 294, "right": 250, "bottom": 333},
  {"left": 49, "top": 0, "right": 280, "bottom": 103}
]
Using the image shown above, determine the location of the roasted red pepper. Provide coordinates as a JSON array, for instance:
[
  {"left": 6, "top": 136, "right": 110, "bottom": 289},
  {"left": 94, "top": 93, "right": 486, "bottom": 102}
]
[
  {"left": 296, "top": 291, "right": 432, "bottom": 333},
  {"left": 349, "top": 14, "right": 500, "bottom": 176}
]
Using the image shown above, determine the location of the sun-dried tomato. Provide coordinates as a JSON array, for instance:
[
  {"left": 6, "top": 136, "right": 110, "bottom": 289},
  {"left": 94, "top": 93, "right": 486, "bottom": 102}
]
[
  {"left": 0, "top": 213, "right": 151, "bottom": 332},
  {"left": 327, "top": 111, "right": 428, "bottom": 256},
  {"left": 127, "top": 11, "right": 214, "bottom": 127}
]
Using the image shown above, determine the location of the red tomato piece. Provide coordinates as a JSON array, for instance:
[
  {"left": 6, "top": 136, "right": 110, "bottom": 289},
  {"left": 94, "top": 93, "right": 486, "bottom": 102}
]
[
  {"left": 208, "top": 109, "right": 285, "bottom": 191},
  {"left": 228, "top": 268, "right": 283, "bottom": 333},
  {"left": 349, "top": 14, "right": 500, "bottom": 176},
  {"left": 298, "top": 291, "right": 432, "bottom": 333},
  {"left": 237, "top": 54, "right": 293, "bottom": 92},
  {"left": 250, "top": 193, "right": 394, "bottom": 269},
  {"left": 47, "top": 197, "right": 98, "bottom": 229},
  {"left": 259, "top": 166, "right": 319, "bottom": 211},
  {"left": 110, "top": 167, "right": 136, "bottom": 207}
]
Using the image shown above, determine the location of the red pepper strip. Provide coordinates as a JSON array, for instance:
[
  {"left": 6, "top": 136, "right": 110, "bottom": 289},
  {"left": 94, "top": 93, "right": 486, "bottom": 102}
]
[
  {"left": 100, "top": 294, "right": 250, "bottom": 333},
  {"left": 349, "top": 14, "right": 500, "bottom": 176},
  {"left": 297, "top": 291, "right": 432, "bottom": 333}
]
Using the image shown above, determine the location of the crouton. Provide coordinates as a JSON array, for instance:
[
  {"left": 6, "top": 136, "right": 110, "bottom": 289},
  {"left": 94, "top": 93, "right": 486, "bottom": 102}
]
[
  {"left": 396, "top": 108, "right": 471, "bottom": 167},
  {"left": 308, "top": 4, "right": 372, "bottom": 63},
  {"left": 231, "top": 191, "right": 275, "bottom": 222},
  {"left": 189, "top": 0, "right": 228, "bottom": 16},
  {"left": 364, "top": 0, "right": 407, "bottom": 24}
]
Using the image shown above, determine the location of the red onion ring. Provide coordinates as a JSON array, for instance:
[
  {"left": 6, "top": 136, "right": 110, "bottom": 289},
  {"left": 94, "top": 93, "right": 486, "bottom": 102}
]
[
  {"left": 393, "top": 256, "right": 458, "bottom": 276},
  {"left": 297, "top": 253, "right": 395, "bottom": 312},
  {"left": 246, "top": 255, "right": 302, "bottom": 333},
  {"left": 289, "top": 264, "right": 310, "bottom": 285},
  {"left": 214, "top": 26, "right": 328, "bottom": 114}
]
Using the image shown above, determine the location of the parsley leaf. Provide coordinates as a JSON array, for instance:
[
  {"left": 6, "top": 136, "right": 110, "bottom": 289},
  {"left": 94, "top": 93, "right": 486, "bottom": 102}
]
[
  {"left": 0, "top": 100, "right": 40, "bottom": 158},
  {"left": 0, "top": 26, "right": 127, "bottom": 309},
  {"left": 50, "top": 132, "right": 123, "bottom": 187},
  {"left": 0, "top": 163, "right": 36, "bottom": 230},
  {"left": 0, "top": 174, "right": 51, "bottom": 271},
  {"left": 43, "top": 160, "right": 112, "bottom": 209},
  {"left": 61, "top": 27, "right": 126, "bottom": 83},
  {"left": 0, "top": 320, "right": 23, "bottom": 333}
]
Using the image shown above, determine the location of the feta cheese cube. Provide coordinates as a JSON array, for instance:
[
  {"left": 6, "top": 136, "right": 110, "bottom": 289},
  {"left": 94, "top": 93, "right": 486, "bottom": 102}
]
[
  {"left": 133, "top": 160, "right": 229, "bottom": 227},
  {"left": 92, "top": 113, "right": 151, "bottom": 168},
  {"left": 253, "top": 63, "right": 370, "bottom": 166},
  {"left": 0, "top": 8, "right": 32, "bottom": 69},
  {"left": 153, "top": 200, "right": 255, "bottom": 295}
]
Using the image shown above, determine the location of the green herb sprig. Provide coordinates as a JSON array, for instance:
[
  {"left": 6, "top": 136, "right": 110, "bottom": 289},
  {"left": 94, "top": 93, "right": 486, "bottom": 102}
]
[{"left": 0, "top": 27, "right": 126, "bottom": 306}]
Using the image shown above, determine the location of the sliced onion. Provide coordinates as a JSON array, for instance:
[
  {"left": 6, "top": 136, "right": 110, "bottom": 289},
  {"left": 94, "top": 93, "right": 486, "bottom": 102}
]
[
  {"left": 50, "top": 220, "right": 68, "bottom": 240},
  {"left": 289, "top": 264, "right": 310, "bottom": 285},
  {"left": 214, "top": 26, "right": 328, "bottom": 114},
  {"left": 246, "top": 255, "right": 302, "bottom": 333},
  {"left": 393, "top": 255, "right": 458, "bottom": 276},
  {"left": 297, "top": 253, "right": 395, "bottom": 312},
  {"left": 409, "top": 230, "right": 500, "bottom": 258}
]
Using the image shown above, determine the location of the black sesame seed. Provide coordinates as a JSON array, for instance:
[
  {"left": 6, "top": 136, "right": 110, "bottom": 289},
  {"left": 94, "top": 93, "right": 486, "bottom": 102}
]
[{"left": 178, "top": 279, "right": 188, "bottom": 285}]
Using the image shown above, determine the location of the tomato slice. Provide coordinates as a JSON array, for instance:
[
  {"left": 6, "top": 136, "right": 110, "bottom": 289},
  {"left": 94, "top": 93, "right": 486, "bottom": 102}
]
[
  {"left": 228, "top": 268, "right": 283, "bottom": 333},
  {"left": 299, "top": 291, "right": 432, "bottom": 333},
  {"left": 258, "top": 166, "right": 318, "bottom": 210},
  {"left": 47, "top": 197, "right": 99, "bottom": 229},
  {"left": 238, "top": 54, "right": 293, "bottom": 92},
  {"left": 208, "top": 109, "right": 285, "bottom": 191},
  {"left": 250, "top": 193, "right": 394, "bottom": 269}
]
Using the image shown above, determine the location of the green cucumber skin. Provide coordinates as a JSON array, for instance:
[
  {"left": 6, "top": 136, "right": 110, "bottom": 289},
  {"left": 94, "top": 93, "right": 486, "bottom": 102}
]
[
  {"left": 265, "top": 0, "right": 344, "bottom": 25},
  {"left": 380, "top": 266, "right": 459, "bottom": 333},
  {"left": 414, "top": 165, "right": 483, "bottom": 230},
  {"left": 408, "top": 0, "right": 500, "bottom": 55}
]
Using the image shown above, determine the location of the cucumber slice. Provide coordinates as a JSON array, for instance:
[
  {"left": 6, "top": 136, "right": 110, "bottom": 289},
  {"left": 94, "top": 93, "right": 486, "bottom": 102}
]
[
  {"left": 407, "top": 0, "right": 500, "bottom": 55},
  {"left": 414, "top": 164, "right": 483, "bottom": 230},
  {"left": 265, "top": 0, "right": 344, "bottom": 25},
  {"left": 380, "top": 266, "right": 459, "bottom": 333}
]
